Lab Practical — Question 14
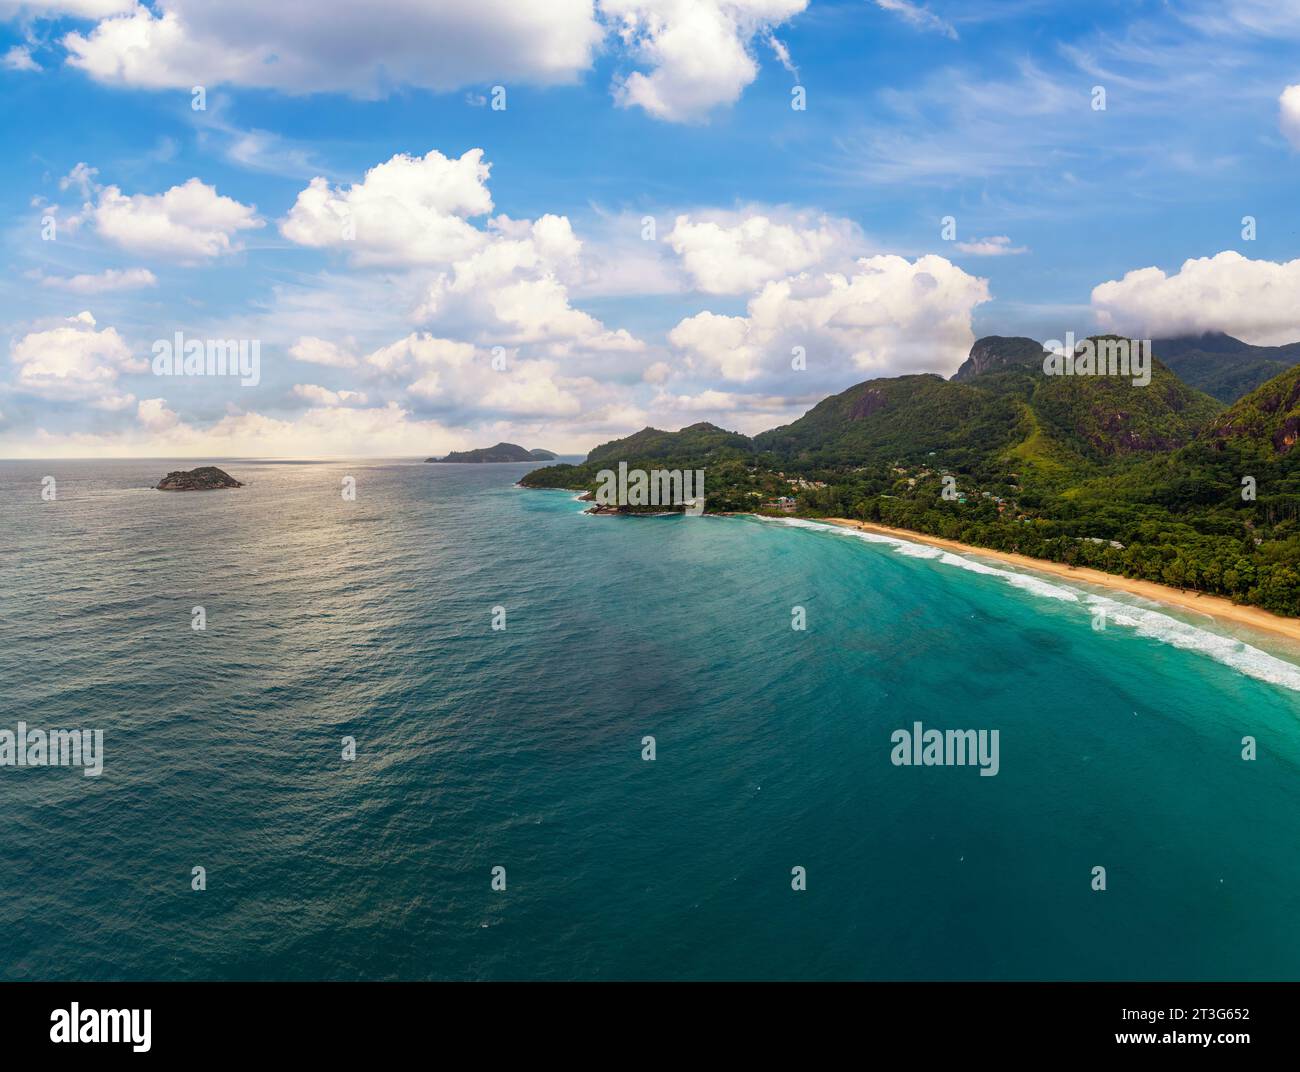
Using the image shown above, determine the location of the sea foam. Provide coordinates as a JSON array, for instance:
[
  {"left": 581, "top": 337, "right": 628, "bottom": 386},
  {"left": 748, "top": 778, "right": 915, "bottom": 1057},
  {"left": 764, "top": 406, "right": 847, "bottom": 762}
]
[{"left": 767, "top": 516, "right": 1300, "bottom": 692}]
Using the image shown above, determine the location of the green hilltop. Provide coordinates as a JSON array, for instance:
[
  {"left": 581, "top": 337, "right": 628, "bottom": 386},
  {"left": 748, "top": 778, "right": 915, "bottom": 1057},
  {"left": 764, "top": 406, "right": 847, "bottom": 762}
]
[
  {"left": 521, "top": 335, "right": 1300, "bottom": 616},
  {"left": 1153, "top": 332, "right": 1300, "bottom": 404}
]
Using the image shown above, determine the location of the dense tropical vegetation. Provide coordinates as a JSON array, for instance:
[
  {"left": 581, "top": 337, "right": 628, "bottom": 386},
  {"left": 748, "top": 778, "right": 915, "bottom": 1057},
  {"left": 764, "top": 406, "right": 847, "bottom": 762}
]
[{"left": 521, "top": 335, "right": 1300, "bottom": 616}]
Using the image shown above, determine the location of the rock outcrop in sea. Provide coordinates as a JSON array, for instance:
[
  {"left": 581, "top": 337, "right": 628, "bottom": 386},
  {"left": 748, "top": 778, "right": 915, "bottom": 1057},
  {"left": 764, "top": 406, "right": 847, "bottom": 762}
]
[{"left": 155, "top": 466, "right": 244, "bottom": 491}]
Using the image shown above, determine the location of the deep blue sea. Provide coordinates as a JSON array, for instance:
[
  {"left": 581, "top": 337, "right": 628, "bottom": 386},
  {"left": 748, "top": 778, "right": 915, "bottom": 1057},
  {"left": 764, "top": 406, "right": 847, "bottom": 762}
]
[{"left": 2, "top": 458, "right": 1299, "bottom": 980}]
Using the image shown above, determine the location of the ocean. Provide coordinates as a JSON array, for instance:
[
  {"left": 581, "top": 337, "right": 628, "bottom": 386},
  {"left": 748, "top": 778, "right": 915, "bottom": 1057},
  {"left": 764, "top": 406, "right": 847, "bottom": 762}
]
[{"left": 2, "top": 458, "right": 1299, "bottom": 980}]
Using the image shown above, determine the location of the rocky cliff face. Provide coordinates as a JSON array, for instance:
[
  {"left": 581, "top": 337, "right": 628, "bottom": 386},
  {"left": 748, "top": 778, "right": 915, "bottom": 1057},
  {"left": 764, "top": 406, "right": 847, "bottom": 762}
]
[
  {"left": 950, "top": 336, "right": 1047, "bottom": 382},
  {"left": 156, "top": 466, "right": 244, "bottom": 491},
  {"left": 1207, "top": 363, "right": 1300, "bottom": 454}
]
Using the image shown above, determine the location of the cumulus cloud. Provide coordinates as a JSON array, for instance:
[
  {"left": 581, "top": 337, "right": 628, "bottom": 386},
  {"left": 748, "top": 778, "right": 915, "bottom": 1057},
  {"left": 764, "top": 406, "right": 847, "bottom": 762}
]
[
  {"left": 8, "top": 399, "right": 461, "bottom": 459},
  {"left": 136, "top": 396, "right": 180, "bottom": 432},
  {"left": 412, "top": 209, "right": 645, "bottom": 357},
  {"left": 2, "top": 45, "right": 40, "bottom": 71},
  {"left": 61, "top": 1, "right": 603, "bottom": 95},
  {"left": 31, "top": 267, "right": 158, "bottom": 293},
  {"left": 291, "top": 383, "right": 368, "bottom": 406},
  {"left": 602, "top": 0, "right": 808, "bottom": 122},
  {"left": 667, "top": 210, "right": 860, "bottom": 294},
  {"left": 281, "top": 149, "right": 492, "bottom": 267},
  {"left": 363, "top": 332, "right": 588, "bottom": 417},
  {"left": 288, "top": 336, "right": 360, "bottom": 368},
  {"left": 4, "top": 391, "right": 649, "bottom": 459},
  {"left": 8, "top": 310, "right": 144, "bottom": 408},
  {"left": 1281, "top": 84, "right": 1300, "bottom": 149},
  {"left": 1091, "top": 251, "right": 1300, "bottom": 346},
  {"left": 55, "top": 1, "right": 804, "bottom": 120},
  {"left": 953, "top": 235, "right": 1028, "bottom": 256},
  {"left": 89, "top": 177, "right": 263, "bottom": 260},
  {"left": 669, "top": 254, "right": 990, "bottom": 384}
]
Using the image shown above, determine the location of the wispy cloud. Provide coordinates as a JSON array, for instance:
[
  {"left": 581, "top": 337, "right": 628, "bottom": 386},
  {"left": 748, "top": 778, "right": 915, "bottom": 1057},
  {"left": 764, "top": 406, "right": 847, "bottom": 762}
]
[
  {"left": 874, "top": 0, "right": 958, "bottom": 41},
  {"left": 28, "top": 267, "right": 158, "bottom": 293},
  {"left": 955, "top": 235, "right": 1028, "bottom": 256}
]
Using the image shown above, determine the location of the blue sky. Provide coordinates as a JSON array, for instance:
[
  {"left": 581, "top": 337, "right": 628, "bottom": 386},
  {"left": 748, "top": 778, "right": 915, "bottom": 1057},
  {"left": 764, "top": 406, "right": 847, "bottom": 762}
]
[{"left": 2, "top": 0, "right": 1300, "bottom": 457}]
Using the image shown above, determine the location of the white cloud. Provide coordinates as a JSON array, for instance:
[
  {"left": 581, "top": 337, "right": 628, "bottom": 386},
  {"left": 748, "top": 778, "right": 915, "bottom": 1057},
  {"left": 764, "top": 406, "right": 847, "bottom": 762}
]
[
  {"left": 1091, "top": 250, "right": 1300, "bottom": 346},
  {"left": 9, "top": 310, "right": 144, "bottom": 408},
  {"left": 57, "top": 1, "right": 802, "bottom": 119},
  {"left": 4, "top": 394, "right": 642, "bottom": 459},
  {"left": 31, "top": 267, "right": 158, "bottom": 293},
  {"left": 288, "top": 336, "right": 360, "bottom": 368},
  {"left": 953, "top": 235, "right": 1028, "bottom": 256},
  {"left": 59, "top": 162, "right": 99, "bottom": 197},
  {"left": 669, "top": 253, "right": 991, "bottom": 384},
  {"left": 1280, "top": 84, "right": 1300, "bottom": 149},
  {"left": 643, "top": 384, "right": 811, "bottom": 435},
  {"left": 2, "top": 45, "right": 40, "bottom": 71},
  {"left": 90, "top": 177, "right": 263, "bottom": 260},
  {"left": 643, "top": 360, "right": 672, "bottom": 384},
  {"left": 281, "top": 149, "right": 492, "bottom": 267},
  {"left": 602, "top": 0, "right": 808, "bottom": 122},
  {"left": 668, "top": 311, "right": 761, "bottom": 381},
  {"left": 1183, "top": 1, "right": 1300, "bottom": 40},
  {"left": 667, "top": 210, "right": 859, "bottom": 294},
  {"left": 874, "top": 0, "right": 958, "bottom": 40},
  {"left": 62, "top": 1, "right": 603, "bottom": 95},
  {"left": 363, "top": 332, "right": 586, "bottom": 417},
  {"left": 292, "top": 383, "right": 368, "bottom": 406},
  {"left": 413, "top": 209, "right": 645, "bottom": 356},
  {"left": 0, "top": 0, "right": 134, "bottom": 16},
  {"left": 137, "top": 396, "right": 180, "bottom": 432}
]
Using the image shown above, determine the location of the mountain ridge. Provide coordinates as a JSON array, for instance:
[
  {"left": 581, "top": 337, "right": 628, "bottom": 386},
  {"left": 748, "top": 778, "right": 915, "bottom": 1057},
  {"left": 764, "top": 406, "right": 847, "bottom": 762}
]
[
  {"left": 520, "top": 335, "right": 1300, "bottom": 616},
  {"left": 426, "top": 442, "right": 557, "bottom": 463}
]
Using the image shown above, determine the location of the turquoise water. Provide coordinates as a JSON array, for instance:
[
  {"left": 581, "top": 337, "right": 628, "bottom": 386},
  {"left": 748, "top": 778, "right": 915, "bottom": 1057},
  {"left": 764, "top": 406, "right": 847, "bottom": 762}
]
[{"left": 2, "top": 459, "right": 1299, "bottom": 980}]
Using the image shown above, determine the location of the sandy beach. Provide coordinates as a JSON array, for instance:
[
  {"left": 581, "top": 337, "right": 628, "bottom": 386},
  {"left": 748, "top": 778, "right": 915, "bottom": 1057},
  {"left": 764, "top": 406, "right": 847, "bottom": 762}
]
[{"left": 821, "top": 518, "right": 1300, "bottom": 647}]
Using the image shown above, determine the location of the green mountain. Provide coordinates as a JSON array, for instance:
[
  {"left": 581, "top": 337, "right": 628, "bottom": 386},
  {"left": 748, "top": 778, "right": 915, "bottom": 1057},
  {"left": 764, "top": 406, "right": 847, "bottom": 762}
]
[
  {"left": 427, "top": 442, "right": 549, "bottom": 463},
  {"left": 586, "top": 422, "right": 752, "bottom": 465},
  {"left": 753, "top": 374, "right": 1022, "bottom": 471},
  {"left": 526, "top": 336, "right": 1228, "bottom": 477},
  {"left": 1027, "top": 348, "right": 1220, "bottom": 459},
  {"left": 753, "top": 336, "right": 1218, "bottom": 471},
  {"left": 1206, "top": 362, "right": 1300, "bottom": 454},
  {"left": 520, "top": 335, "right": 1300, "bottom": 615},
  {"left": 521, "top": 422, "right": 758, "bottom": 504},
  {"left": 1152, "top": 332, "right": 1300, "bottom": 404}
]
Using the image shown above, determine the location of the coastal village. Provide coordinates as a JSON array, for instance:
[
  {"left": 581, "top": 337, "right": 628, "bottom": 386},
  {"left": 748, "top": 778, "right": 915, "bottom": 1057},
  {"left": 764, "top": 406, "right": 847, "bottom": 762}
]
[{"left": 759, "top": 460, "right": 1019, "bottom": 518}]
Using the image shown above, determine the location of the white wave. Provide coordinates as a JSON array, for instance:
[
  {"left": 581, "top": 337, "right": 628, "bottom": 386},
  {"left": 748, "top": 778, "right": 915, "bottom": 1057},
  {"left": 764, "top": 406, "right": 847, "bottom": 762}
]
[
  {"left": 1086, "top": 595, "right": 1300, "bottom": 692},
  {"left": 764, "top": 516, "right": 1300, "bottom": 692}
]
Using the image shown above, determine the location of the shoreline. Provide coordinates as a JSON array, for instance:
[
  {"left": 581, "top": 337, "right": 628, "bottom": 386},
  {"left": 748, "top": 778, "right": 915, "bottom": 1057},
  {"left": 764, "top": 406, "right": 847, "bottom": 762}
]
[{"left": 817, "top": 517, "right": 1300, "bottom": 647}]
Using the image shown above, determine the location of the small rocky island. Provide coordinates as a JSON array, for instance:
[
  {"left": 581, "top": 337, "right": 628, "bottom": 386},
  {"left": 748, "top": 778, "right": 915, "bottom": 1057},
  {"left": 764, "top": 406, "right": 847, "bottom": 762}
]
[
  {"left": 155, "top": 466, "right": 244, "bottom": 491},
  {"left": 426, "top": 443, "right": 557, "bottom": 463}
]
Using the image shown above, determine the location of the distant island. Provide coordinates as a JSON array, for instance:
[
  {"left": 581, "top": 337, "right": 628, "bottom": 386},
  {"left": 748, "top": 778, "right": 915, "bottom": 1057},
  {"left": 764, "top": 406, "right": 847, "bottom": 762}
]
[
  {"left": 426, "top": 443, "right": 557, "bottom": 463},
  {"left": 156, "top": 466, "right": 244, "bottom": 491}
]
